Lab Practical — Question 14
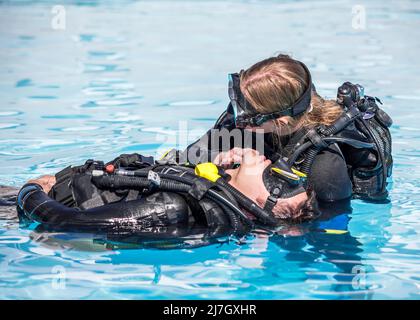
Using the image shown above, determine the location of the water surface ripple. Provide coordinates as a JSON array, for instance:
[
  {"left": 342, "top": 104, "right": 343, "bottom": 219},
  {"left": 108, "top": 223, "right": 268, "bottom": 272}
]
[{"left": 0, "top": 0, "right": 419, "bottom": 299}]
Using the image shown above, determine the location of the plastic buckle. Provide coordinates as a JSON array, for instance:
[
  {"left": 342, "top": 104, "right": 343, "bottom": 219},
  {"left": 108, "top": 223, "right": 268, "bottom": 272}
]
[
  {"left": 307, "top": 129, "right": 328, "bottom": 149},
  {"left": 139, "top": 155, "right": 155, "bottom": 167},
  {"left": 147, "top": 170, "right": 161, "bottom": 188}
]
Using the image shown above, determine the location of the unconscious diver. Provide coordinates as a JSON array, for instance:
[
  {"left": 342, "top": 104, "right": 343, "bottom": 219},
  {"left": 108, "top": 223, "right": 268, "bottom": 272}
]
[{"left": 17, "top": 149, "right": 316, "bottom": 242}]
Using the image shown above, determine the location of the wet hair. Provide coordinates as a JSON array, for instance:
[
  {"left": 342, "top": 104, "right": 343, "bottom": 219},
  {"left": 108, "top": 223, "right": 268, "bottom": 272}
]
[
  {"left": 240, "top": 54, "right": 344, "bottom": 147},
  {"left": 272, "top": 189, "right": 320, "bottom": 223}
]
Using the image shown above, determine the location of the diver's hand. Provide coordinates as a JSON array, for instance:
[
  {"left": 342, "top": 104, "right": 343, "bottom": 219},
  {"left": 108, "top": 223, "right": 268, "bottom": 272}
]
[
  {"left": 213, "top": 147, "right": 247, "bottom": 168},
  {"left": 27, "top": 175, "right": 56, "bottom": 193},
  {"left": 271, "top": 192, "right": 309, "bottom": 220}
]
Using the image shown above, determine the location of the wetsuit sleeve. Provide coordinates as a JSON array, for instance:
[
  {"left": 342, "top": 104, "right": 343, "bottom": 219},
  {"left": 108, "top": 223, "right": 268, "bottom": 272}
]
[
  {"left": 181, "top": 120, "right": 272, "bottom": 165},
  {"left": 308, "top": 145, "right": 353, "bottom": 202},
  {"left": 181, "top": 108, "right": 235, "bottom": 165}
]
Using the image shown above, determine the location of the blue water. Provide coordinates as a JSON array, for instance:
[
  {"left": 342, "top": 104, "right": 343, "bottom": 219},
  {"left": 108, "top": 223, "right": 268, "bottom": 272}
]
[{"left": 0, "top": 0, "right": 419, "bottom": 299}]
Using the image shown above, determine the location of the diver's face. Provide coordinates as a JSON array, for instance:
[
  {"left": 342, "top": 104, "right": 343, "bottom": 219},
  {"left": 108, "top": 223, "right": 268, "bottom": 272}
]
[
  {"left": 225, "top": 148, "right": 309, "bottom": 220},
  {"left": 225, "top": 149, "right": 272, "bottom": 204}
]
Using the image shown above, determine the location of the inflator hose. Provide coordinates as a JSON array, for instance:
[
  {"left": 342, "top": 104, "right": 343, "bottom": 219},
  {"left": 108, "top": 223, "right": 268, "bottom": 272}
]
[
  {"left": 216, "top": 179, "right": 278, "bottom": 226},
  {"left": 287, "top": 107, "right": 367, "bottom": 175},
  {"left": 287, "top": 137, "right": 374, "bottom": 167}
]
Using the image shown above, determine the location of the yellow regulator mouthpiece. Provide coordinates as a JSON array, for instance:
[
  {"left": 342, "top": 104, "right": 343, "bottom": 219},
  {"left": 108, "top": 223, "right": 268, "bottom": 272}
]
[
  {"left": 291, "top": 168, "right": 307, "bottom": 178},
  {"left": 271, "top": 167, "right": 300, "bottom": 181},
  {"left": 195, "top": 163, "right": 221, "bottom": 182}
]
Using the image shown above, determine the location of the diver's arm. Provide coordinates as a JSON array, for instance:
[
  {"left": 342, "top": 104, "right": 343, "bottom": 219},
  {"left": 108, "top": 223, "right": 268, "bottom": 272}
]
[
  {"left": 308, "top": 146, "right": 353, "bottom": 202},
  {"left": 181, "top": 129, "right": 213, "bottom": 164},
  {"left": 16, "top": 184, "right": 189, "bottom": 231},
  {"left": 26, "top": 175, "right": 56, "bottom": 193},
  {"left": 181, "top": 107, "right": 235, "bottom": 165},
  {"left": 182, "top": 128, "right": 236, "bottom": 165}
]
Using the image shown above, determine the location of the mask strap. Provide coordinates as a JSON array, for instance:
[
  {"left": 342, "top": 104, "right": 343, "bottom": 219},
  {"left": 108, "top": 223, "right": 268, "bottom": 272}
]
[
  {"left": 263, "top": 186, "right": 282, "bottom": 213},
  {"left": 263, "top": 195, "right": 278, "bottom": 213}
]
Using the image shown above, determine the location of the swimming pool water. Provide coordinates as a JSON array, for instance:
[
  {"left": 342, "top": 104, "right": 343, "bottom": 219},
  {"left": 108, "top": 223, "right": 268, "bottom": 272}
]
[{"left": 0, "top": 0, "right": 419, "bottom": 299}]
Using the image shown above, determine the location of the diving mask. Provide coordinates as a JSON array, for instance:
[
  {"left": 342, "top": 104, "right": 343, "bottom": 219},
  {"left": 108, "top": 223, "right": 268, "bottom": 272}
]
[{"left": 223, "top": 61, "right": 313, "bottom": 129}]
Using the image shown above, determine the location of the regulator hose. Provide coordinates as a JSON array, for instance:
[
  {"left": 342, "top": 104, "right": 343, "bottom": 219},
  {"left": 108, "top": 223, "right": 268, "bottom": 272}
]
[
  {"left": 206, "top": 189, "right": 255, "bottom": 229},
  {"left": 287, "top": 137, "right": 374, "bottom": 169},
  {"left": 300, "top": 146, "right": 319, "bottom": 175},
  {"left": 216, "top": 179, "right": 279, "bottom": 226},
  {"left": 93, "top": 174, "right": 190, "bottom": 193},
  {"left": 287, "top": 106, "right": 364, "bottom": 174},
  {"left": 319, "top": 106, "right": 361, "bottom": 136}
]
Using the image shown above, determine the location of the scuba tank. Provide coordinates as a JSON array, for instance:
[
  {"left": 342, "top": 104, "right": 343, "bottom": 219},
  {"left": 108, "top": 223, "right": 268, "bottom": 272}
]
[
  {"left": 336, "top": 82, "right": 393, "bottom": 202},
  {"left": 286, "top": 82, "right": 393, "bottom": 202}
]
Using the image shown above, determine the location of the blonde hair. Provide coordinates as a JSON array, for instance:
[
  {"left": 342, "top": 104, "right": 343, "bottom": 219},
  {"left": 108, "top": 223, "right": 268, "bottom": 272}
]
[{"left": 240, "top": 54, "right": 343, "bottom": 142}]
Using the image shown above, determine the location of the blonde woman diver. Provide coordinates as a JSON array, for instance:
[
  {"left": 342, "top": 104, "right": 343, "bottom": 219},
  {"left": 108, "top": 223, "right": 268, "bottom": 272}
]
[{"left": 184, "top": 54, "right": 393, "bottom": 205}]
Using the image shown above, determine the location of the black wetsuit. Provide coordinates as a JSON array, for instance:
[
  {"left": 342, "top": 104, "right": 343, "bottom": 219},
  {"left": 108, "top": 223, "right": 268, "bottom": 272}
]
[
  {"left": 16, "top": 184, "right": 238, "bottom": 249},
  {"left": 16, "top": 161, "right": 251, "bottom": 238}
]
